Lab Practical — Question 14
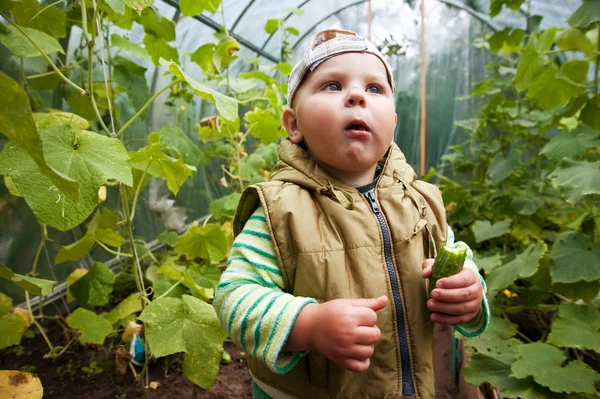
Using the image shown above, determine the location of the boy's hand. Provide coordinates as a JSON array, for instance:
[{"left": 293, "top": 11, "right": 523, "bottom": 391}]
[
  {"left": 307, "top": 296, "right": 388, "bottom": 373},
  {"left": 422, "top": 259, "right": 482, "bottom": 325}
]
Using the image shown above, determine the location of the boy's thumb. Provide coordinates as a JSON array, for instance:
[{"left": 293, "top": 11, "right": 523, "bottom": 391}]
[{"left": 352, "top": 295, "right": 388, "bottom": 311}]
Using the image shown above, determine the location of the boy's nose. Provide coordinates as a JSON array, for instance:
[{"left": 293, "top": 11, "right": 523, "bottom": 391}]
[{"left": 345, "top": 88, "right": 366, "bottom": 107}]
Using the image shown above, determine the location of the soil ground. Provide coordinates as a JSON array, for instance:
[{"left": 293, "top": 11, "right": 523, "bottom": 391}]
[{"left": 0, "top": 321, "right": 252, "bottom": 399}]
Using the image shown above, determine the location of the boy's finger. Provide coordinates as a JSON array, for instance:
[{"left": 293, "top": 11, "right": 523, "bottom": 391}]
[
  {"left": 355, "top": 326, "right": 382, "bottom": 345},
  {"left": 353, "top": 307, "right": 378, "bottom": 326},
  {"left": 436, "top": 268, "right": 478, "bottom": 289},
  {"left": 430, "top": 283, "right": 482, "bottom": 303},
  {"left": 422, "top": 259, "right": 434, "bottom": 271},
  {"left": 427, "top": 298, "right": 481, "bottom": 315},
  {"left": 350, "top": 295, "right": 388, "bottom": 312},
  {"left": 422, "top": 265, "right": 432, "bottom": 278}
]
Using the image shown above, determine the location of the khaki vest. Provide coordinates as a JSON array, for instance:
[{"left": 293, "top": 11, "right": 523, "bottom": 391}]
[{"left": 234, "top": 139, "right": 447, "bottom": 399}]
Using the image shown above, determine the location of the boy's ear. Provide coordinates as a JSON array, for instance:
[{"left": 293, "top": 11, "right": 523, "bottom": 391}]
[{"left": 282, "top": 107, "right": 304, "bottom": 144}]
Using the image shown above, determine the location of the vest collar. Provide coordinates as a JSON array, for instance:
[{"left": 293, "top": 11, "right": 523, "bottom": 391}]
[{"left": 271, "top": 138, "right": 418, "bottom": 209}]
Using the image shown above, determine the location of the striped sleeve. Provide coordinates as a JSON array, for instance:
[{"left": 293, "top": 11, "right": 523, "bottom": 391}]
[
  {"left": 213, "top": 206, "right": 317, "bottom": 374},
  {"left": 445, "top": 224, "right": 490, "bottom": 337}
]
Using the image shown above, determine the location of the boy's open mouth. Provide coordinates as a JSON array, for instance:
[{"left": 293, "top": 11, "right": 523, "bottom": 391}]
[{"left": 345, "top": 120, "right": 370, "bottom": 133}]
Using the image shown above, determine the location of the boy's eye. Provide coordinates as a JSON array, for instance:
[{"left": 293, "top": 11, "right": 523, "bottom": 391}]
[
  {"left": 367, "top": 85, "right": 381, "bottom": 94},
  {"left": 323, "top": 83, "right": 341, "bottom": 91}
]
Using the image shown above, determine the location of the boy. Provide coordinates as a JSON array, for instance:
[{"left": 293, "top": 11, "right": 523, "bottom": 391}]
[{"left": 213, "top": 29, "right": 489, "bottom": 399}]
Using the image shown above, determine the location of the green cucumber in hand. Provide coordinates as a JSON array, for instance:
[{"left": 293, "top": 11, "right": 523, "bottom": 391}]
[{"left": 428, "top": 246, "right": 467, "bottom": 295}]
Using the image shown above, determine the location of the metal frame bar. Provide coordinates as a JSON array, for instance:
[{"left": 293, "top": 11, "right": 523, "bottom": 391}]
[
  {"left": 231, "top": 0, "right": 258, "bottom": 32},
  {"left": 292, "top": 0, "right": 499, "bottom": 50},
  {"left": 161, "top": 0, "right": 280, "bottom": 63}
]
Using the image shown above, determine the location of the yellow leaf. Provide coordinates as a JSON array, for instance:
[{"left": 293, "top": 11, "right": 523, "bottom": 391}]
[
  {"left": 0, "top": 371, "right": 43, "bottom": 399},
  {"left": 148, "top": 381, "right": 160, "bottom": 390},
  {"left": 66, "top": 269, "right": 88, "bottom": 303},
  {"left": 11, "top": 308, "right": 31, "bottom": 331}
]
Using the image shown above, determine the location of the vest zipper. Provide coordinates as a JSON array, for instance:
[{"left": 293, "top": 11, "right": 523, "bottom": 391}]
[{"left": 364, "top": 189, "right": 415, "bottom": 396}]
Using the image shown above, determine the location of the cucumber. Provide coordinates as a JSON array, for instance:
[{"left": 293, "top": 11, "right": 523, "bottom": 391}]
[{"left": 428, "top": 246, "right": 467, "bottom": 295}]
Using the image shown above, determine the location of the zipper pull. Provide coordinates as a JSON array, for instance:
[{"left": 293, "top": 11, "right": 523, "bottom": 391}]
[{"left": 365, "top": 191, "right": 381, "bottom": 214}]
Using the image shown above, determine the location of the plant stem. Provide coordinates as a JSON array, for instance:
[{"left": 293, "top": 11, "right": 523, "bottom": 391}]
[
  {"left": 30, "top": 237, "right": 45, "bottom": 277},
  {"left": 87, "top": 42, "right": 112, "bottom": 136},
  {"left": 119, "top": 185, "right": 150, "bottom": 390},
  {"left": 596, "top": 22, "right": 600, "bottom": 108},
  {"left": 97, "top": 241, "right": 133, "bottom": 257},
  {"left": 116, "top": 80, "right": 181, "bottom": 138},
  {"left": 25, "top": 291, "right": 54, "bottom": 351},
  {"left": 154, "top": 278, "right": 184, "bottom": 301},
  {"left": 130, "top": 161, "right": 152, "bottom": 222},
  {"left": 0, "top": 12, "right": 85, "bottom": 93},
  {"left": 237, "top": 96, "right": 269, "bottom": 104}
]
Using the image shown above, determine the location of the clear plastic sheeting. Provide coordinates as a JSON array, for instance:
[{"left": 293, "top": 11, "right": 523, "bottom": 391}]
[{"left": 0, "top": 0, "right": 584, "bottom": 299}]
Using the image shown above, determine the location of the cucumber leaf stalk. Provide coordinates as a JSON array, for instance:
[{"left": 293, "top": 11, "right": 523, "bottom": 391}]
[{"left": 428, "top": 246, "right": 467, "bottom": 295}]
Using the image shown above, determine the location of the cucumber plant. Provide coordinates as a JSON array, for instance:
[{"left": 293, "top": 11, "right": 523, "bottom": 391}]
[{"left": 0, "top": 0, "right": 301, "bottom": 391}]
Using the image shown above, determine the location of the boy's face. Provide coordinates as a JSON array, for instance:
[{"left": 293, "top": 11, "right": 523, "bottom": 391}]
[{"left": 283, "top": 52, "right": 397, "bottom": 184}]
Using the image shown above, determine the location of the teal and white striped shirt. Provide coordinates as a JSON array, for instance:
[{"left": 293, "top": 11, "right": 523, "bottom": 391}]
[{"left": 213, "top": 206, "right": 489, "bottom": 374}]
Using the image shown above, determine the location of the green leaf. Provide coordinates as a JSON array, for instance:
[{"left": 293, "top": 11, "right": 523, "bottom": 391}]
[
  {"left": 556, "top": 27, "right": 595, "bottom": 57},
  {"left": 527, "top": 63, "right": 582, "bottom": 111},
  {"left": 160, "top": 59, "right": 238, "bottom": 122},
  {"left": 551, "top": 280, "right": 600, "bottom": 302},
  {"left": 55, "top": 232, "right": 95, "bottom": 264},
  {"left": 547, "top": 304, "right": 600, "bottom": 353},
  {"left": 33, "top": 111, "right": 90, "bottom": 130},
  {"left": 138, "top": 7, "right": 174, "bottom": 40},
  {"left": 0, "top": 292, "right": 11, "bottom": 317},
  {"left": 179, "top": 0, "right": 221, "bottom": 16},
  {"left": 487, "top": 152, "right": 518, "bottom": 184},
  {"left": 209, "top": 193, "right": 241, "bottom": 222},
  {"left": 568, "top": 0, "right": 600, "bottom": 30},
  {"left": 264, "top": 18, "right": 282, "bottom": 34},
  {"left": 187, "top": 265, "right": 221, "bottom": 289},
  {"left": 110, "top": 34, "right": 151, "bottom": 60},
  {"left": 191, "top": 43, "right": 216, "bottom": 73},
  {"left": 2, "top": 125, "right": 132, "bottom": 231},
  {"left": 514, "top": 29, "right": 556, "bottom": 92},
  {"left": 490, "top": 0, "right": 526, "bottom": 18},
  {"left": 285, "top": 27, "right": 299, "bottom": 36},
  {"left": 175, "top": 222, "right": 227, "bottom": 263},
  {"left": 0, "top": 72, "right": 78, "bottom": 202},
  {"left": 550, "top": 231, "right": 600, "bottom": 284},
  {"left": 472, "top": 219, "right": 511, "bottom": 243},
  {"left": 0, "top": 24, "right": 64, "bottom": 57},
  {"left": 56, "top": 207, "right": 124, "bottom": 263},
  {"left": 11, "top": 0, "right": 66, "bottom": 37},
  {"left": 156, "top": 126, "right": 202, "bottom": 167},
  {"left": 129, "top": 138, "right": 195, "bottom": 196},
  {"left": 69, "top": 262, "right": 116, "bottom": 307},
  {"left": 66, "top": 308, "right": 113, "bottom": 345},
  {"left": 473, "top": 251, "right": 505, "bottom": 272},
  {"left": 153, "top": 279, "right": 187, "bottom": 299},
  {"left": 0, "top": 262, "right": 56, "bottom": 296},
  {"left": 274, "top": 62, "right": 293, "bottom": 76},
  {"left": 122, "top": 0, "right": 153, "bottom": 14},
  {"left": 487, "top": 28, "right": 524, "bottom": 54},
  {"left": 212, "top": 37, "right": 239, "bottom": 71},
  {"left": 510, "top": 197, "right": 544, "bottom": 216},
  {"left": 244, "top": 107, "right": 284, "bottom": 144},
  {"left": 102, "top": 293, "right": 142, "bottom": 325},
  {"left": 113, "top": 63, "right": 151, "bottom": 119},
  {"left": 541, "top": 125, "right": 600, "bottom": 161},
  {"left": 487, "top": 241, "right": 547, "bottom": 291},
  {"left": 104, "top": 0, "right": 125, "bottom": 14},
  {"left": 137, "top": 295, "right": 227, "bottom": 388},
  {"left": 157, "top": 231, "right": 179, "bottom": 247},
  {"left": 4, "top": 175, "right": 21, "bottom": 197},
  {"left": 0, "top": 313, "right": 27, "bottom": 349},
  {"left": 549, "top": 159, "right": 600, "bottom": 204},
  {"left": 228, "top": 78, "right": 257, "bottom": 94},
  {"left": 143, "top": 34, "right": 178, "bottom": 65},
  {"left": 511, "top": 342, "right": 600, "bottom": 393}
]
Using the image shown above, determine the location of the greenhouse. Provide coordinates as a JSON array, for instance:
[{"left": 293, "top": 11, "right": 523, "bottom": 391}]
[{"left": 0, "top": 0, "right": 598, "bottom": 397}]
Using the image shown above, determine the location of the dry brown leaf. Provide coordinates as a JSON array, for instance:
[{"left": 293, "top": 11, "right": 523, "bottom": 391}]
[
  {"left": 0, "top": 370, "right": 43, "bottom": 399},
  {"left": 115, "top": 345, "right": 131, "bottom": 376}
]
